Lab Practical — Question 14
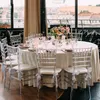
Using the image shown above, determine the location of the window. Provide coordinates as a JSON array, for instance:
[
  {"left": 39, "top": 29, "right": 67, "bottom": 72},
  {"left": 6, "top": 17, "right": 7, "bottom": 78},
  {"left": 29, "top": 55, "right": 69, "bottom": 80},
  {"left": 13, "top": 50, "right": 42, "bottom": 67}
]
[
  {"left": 0, "top": 0, "right": 11, "bottom": 28},
  {"left": 13, "top": 0, "right": 24, "bottom": 28},
  {"left": 78, "top": 0, "right": 100, "bottom": 27},
  {"left": 46, "top": 0, "right": 75, "bottom": 29},
  {"left": 0, "top": 0, "right": 24, "bottom": 29}
]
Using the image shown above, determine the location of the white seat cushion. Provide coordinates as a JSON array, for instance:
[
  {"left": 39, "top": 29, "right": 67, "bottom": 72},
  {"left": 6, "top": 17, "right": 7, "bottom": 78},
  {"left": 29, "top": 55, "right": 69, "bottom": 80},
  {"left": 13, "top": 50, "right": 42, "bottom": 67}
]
[
  {"left": 12, "top": 64, "right": 36, "bottom": 71},
  {"left": 40, "top": 68, "right": 62, "bottom": 75},
  {"left": 6, "top": 54, "right": 17, "bottom": 61},
  {"left": 65, "top": 67, "right": 91, "bottom": 75},
  {"left": 5, "top": 59, "right": 18, "bottom": 66}
]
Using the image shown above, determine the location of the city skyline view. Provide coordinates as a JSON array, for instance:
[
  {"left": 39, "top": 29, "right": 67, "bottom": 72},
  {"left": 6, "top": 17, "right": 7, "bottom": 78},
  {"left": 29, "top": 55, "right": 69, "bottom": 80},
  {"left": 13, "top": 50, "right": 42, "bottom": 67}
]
[{"left": 0, "top": 0, "right": 100, "bottom": 28}]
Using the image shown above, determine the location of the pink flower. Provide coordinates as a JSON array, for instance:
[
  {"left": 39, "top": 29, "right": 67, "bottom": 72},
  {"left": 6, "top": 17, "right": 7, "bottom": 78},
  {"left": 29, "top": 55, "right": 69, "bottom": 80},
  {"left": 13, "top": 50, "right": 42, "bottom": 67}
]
[
  {"left": 66, "top": 27, "right": 70, "bottom": 33},
  {"left": 50, "top": 25, "right": 70, "bottom": 35}
]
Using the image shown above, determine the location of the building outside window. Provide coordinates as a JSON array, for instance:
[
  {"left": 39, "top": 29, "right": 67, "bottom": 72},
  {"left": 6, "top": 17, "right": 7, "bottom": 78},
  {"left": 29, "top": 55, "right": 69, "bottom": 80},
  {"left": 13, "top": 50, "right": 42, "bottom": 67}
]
[
  {"left": 46, "top": 0, "right": 100, "bottom": 29},
  {"left": 0, "top": 0, "right": 11, "bottom": 28},
  {"left": 46, "top": 0, "right": 75, "bottom": 30},
  {"left": 0, "top": 0, "right": 24, "bottom": 29},
  {"left": 13, "top": 0, "right": 24, "bottom": 28},
  {"left": 78, "top": 0, "right": 100, "bottom": 28}
]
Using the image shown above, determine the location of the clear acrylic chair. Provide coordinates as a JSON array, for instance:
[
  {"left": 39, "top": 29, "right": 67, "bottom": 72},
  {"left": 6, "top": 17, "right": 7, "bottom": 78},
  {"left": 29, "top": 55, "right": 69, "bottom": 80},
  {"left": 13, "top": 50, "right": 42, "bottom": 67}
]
[
  {"left": 1, "top": 37, "right": 7, "bottom": 45},
  {"left": 70, "top": 29, "right": 83, "bottom": 41},
  {"left": 1, "top": 37, "right": 18, "bottom": 61},
  {"left": 64, "top": 48, "right": 92, "bottom": 100},
  {"left": 10, "top": 34, "right": 21, "bottom": 47},
  {"left": 1, "top": 37, "right": 8, "bottom": 57},
  {"left": 0, "top": 41, "right": 8, "bottom": 86},
  {"left": 8, "top": 45, "right": 37, "bottom": 95},
  {"left": 94, "top": 38, "right": 100, "bottom": 56},
  {"left": 36, "top": 48, "right": 62, "bottom": 100},
  {"left": 0, "top": 42, "right": 18, "bottom": 88}
]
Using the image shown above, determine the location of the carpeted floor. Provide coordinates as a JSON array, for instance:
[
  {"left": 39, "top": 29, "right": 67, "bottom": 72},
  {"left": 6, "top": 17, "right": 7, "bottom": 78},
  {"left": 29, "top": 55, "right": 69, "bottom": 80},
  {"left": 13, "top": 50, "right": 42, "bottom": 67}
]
[{"left": 59, "top": 82, "right": 100, "bottom": 100}]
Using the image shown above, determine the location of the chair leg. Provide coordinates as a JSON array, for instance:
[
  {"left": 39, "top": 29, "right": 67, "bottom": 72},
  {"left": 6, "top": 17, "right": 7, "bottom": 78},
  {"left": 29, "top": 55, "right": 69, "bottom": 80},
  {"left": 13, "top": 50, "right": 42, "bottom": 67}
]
[
  {"left": 37, "top": 85, "right": 40, "bottom": 100},
  {"left": 1, "top": 71, "right": 4, "bottom": 82},
  {"left": 85, "top": 72, "right": 91, "bottom": 100},
  {"left": 4, "top": 69, "right": 7, "bottom": 88},
  {"left": 88, "top": 85, "right": 91, "bottom": 100},
  {"left": 19, "top": 80, "right": 22, "bottom": 95},
  {"left": 1, "top": 64, "right": 7, "bottom": 88},
  {"left": 8, "top": 73, "right": 11, "bottom": 90},
  {"left": 1, "top": 64, "right": 3, "bottom": 82},
  {"left": 87, "top": 79, "right": 91, "bottom": 100},
  {"left": 55, "top": 76, "right": 58, "bottom": 100},
  {"left": 70, "top": 82, "right": 74, "bottom": 100},
  {"left": 55, "top": 86, "right": 58, "bottom": 100},
  {"left": 36, "top": 74, "right": 41, "bottom": 100}
]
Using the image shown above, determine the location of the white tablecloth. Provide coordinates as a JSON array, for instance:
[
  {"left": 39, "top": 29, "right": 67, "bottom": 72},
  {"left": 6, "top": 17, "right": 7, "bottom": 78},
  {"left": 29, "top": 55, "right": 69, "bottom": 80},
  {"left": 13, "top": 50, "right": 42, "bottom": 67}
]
[{"left": 19, "top": 41, "right": 100, "bottom": 89}]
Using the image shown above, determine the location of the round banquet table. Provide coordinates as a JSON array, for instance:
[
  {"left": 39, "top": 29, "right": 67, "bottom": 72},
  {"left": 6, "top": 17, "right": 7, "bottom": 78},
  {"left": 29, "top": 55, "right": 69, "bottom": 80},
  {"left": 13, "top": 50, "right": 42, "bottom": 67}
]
[{"left": 19, "top": 40, "right": 100, "bottom": 89}]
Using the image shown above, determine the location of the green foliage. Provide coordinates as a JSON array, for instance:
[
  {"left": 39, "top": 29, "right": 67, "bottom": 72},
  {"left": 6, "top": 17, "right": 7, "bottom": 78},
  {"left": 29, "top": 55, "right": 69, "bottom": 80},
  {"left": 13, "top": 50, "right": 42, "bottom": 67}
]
[{"left": 96, "top": 4, "right": 100, "bottom": 7}]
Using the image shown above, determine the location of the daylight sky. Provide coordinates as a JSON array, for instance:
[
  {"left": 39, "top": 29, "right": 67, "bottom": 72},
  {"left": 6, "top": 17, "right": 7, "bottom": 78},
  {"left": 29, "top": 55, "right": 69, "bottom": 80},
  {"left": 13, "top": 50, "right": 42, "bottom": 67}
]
[
  {"left": 46, "top": 0, "right": 100, "bottom": 7},
  {"left": 0, "top": 0, "right": 99, "bottom": 7},
  {"left": 0, "top": 0, "right": 24, "bottom": 7}
]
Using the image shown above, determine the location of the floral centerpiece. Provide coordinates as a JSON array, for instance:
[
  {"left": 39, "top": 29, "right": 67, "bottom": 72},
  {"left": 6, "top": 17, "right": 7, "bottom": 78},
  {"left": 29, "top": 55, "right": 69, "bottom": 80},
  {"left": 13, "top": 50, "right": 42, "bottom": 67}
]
[{"left": 50, "top": 25, "right": 70, "bottom": 39}]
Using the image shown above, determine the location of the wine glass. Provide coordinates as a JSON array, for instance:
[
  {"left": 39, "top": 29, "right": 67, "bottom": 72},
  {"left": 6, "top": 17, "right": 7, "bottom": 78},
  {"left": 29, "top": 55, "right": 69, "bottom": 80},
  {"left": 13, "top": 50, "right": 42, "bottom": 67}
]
[
  {"left": 55, "top": 39, "right": 62, "bottom": 50},
  {"left": 70, "top": 38, "right": 77, "bottom": 49},
  {"left": 62, "top": 35, "right": 65, "bottom": 42}
]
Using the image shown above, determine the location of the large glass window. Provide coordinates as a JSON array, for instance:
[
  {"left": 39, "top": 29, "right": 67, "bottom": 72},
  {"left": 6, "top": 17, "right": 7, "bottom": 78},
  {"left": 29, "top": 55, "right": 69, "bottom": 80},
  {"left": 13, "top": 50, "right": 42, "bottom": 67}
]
[
  {"left": 46, "top": 0, "right": 75, "bottom": 29},
  {"left": 78, "top": 0, "right": 100, "bottom": 27},
  {"left": 0, "top": 0, "right": 24, "bottom": 29},
  {"left": 0, "top": 0, "right": 11, "bottom": 28},
  {"left": 13, "top": 0, "right": 24, "bottom": 28}
]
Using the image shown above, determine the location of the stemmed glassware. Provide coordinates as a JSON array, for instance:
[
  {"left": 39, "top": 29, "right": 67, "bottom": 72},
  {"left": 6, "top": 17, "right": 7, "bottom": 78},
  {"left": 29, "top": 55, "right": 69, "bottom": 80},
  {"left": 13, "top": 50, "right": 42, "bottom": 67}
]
[
  {"left": 62, "top": 35, "right": 66, "bottom": 42},
  {"left": 55, "top": 39, "right": 62, "bottom": 50},
  {"left": 39, "top": 34, "right": 46, "bottom": 45},
  {"left": 24, "top": 37, "right": 30, "bottom": 47},
  {"left": 70, "top": 38, "right": 78, "bottom": 50},
  {"left": 51, "top": 36, "right": 55, "bottom": 41},
  {"left": 44, "top": 40, "right": 50, "bottom": 49}
]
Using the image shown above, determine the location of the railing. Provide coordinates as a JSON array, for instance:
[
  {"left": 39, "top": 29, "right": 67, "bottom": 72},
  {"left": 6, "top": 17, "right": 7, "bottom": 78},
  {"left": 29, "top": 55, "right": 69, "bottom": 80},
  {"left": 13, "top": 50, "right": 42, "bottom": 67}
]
[
  {"left": 47, "top": 19, "right": 100, "bottom": 28},
  {"left": 0, "top": 18, "right": 24, "bottom": 28}
]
